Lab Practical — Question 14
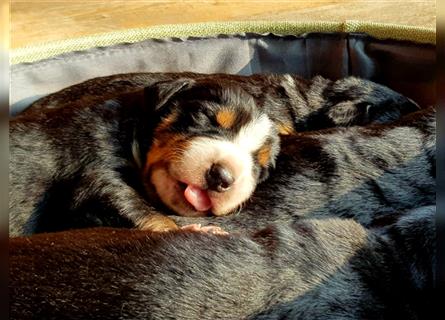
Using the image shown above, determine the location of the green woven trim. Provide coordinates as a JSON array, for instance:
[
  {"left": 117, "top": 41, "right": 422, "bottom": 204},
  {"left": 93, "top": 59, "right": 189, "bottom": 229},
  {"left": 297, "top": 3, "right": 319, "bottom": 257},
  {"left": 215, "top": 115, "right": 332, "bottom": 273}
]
[{"left": 11, "top": 20, "right": 435, "bottom": 65}]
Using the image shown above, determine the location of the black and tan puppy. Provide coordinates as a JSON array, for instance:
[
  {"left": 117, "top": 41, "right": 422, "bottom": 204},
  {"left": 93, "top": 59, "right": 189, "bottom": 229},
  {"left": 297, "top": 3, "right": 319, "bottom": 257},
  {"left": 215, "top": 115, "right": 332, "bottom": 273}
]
[
  {"left": 9, "top": 206, "right": 436, "bottom": 319},
  {"left": 173, "top": 105, "right": 436, "bottom": 232},
  {"left": 9, "top": 73, "right": 419, "bottom": 235}
]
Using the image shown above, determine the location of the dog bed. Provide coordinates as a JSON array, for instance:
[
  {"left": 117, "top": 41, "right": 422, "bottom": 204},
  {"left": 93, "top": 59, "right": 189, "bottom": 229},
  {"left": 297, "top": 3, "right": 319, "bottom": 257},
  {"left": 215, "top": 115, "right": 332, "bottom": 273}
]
[
  {"left": 10, "top": 20, "right": 435, "bottom": 116},
  {"left": 9, "top": 20, "right": 437, "bottom": 319}
]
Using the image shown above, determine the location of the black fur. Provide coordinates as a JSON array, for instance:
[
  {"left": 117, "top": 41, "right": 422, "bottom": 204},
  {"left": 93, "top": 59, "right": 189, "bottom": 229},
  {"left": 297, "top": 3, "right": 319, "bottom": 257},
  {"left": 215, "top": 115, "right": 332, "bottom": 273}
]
[
  {"left": 9, "top": 206, "right": 436, "bottom": 319},
  {"left": 8, "top": 73, "right": 435, "bottom": 319},
  {"left": 173, "top": 106, "right": 436, "bottom": 231},
  {"left": 9, "top": 73, "right": 419, "bottom": 235}
]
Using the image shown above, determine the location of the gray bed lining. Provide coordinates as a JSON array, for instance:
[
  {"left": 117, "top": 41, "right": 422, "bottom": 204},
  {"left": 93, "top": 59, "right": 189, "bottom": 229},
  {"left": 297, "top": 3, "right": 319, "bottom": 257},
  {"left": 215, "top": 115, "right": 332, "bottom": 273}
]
[{"left": 10, "top": 32, "right": 435, "bottom": 115}]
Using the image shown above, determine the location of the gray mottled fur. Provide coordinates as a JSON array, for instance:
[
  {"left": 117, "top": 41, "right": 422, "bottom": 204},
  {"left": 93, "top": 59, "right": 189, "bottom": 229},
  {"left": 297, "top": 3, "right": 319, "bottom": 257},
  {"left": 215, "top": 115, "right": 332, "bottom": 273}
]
[
  {"left": 173, "top": 106, "right": 436, "bottom": 232},
  {"left": 9, "top": 72, "right": 420, "bottom": 236},
  {"left": 9, "top": 206, "right": 436, "bottom": 319},
  {"left": 8, "top": 73, "right": 436, "bottom": 319}
]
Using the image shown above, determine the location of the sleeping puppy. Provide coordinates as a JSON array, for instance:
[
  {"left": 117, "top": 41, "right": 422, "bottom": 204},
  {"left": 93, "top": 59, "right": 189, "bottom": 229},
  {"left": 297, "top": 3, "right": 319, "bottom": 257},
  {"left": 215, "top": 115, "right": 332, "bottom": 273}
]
[
  {"left": 9, "top": 206, "right": 436, "bottom": 319},
  {"left": 9, "top": 73, "right": 419, "bottom": 235},
  {"left": 173, "top": 105, "right": 436, "bottom": 232}
]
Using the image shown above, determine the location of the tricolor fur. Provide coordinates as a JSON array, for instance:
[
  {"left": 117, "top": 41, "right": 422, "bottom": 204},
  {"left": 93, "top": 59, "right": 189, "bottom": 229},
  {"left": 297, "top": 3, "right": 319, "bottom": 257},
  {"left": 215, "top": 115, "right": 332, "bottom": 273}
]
[
  {"left": 9, "top": 72, "right": 419, "bottom": 235},
  {"left": 173, "top": 106, "right": 436, "bottom": 231}
]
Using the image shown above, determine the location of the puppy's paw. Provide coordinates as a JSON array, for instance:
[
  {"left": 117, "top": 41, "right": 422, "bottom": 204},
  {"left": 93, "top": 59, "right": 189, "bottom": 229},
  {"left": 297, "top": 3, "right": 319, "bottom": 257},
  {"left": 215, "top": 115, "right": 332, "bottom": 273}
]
[
  {"left": 137, "top": 214, "right": 179, "bottom": 232},
  {"left": 181, "top": 224, "right": 229, "bottom": 235}
]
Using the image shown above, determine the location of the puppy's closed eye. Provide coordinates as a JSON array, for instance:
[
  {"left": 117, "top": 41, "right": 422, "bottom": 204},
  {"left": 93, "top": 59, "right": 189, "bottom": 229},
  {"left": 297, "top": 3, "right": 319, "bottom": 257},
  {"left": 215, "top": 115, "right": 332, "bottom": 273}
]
[{"left": 145, "top": 82, "right": 281, "bottom": 218}]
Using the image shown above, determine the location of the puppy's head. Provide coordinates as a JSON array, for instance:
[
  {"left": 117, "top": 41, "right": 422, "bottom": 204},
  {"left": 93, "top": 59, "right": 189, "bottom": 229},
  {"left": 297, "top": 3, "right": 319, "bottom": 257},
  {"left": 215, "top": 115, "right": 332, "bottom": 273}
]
[{"left": 141, "top": 78, "right": 281, "bottom": 217}]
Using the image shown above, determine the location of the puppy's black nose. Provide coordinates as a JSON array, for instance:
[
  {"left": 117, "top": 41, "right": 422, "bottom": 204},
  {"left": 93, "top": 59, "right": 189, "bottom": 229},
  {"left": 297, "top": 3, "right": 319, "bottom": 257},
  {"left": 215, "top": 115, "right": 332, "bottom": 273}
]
[{"left": 206, "top": 164, "right": 234, "bottom": 192}]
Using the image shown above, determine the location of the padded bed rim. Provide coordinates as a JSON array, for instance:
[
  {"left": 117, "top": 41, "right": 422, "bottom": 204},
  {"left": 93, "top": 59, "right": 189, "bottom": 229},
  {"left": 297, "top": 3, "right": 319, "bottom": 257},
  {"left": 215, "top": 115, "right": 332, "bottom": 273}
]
[{"left": 11, "top": 20, "right": 436, "bottom": 65}]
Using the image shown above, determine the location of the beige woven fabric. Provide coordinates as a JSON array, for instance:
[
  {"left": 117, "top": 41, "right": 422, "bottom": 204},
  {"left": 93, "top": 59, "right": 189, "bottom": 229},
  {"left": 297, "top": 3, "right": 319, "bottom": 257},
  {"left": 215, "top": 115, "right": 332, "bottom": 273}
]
[{"left": 11, "top": 20, "right": 435, "bottom": 64}]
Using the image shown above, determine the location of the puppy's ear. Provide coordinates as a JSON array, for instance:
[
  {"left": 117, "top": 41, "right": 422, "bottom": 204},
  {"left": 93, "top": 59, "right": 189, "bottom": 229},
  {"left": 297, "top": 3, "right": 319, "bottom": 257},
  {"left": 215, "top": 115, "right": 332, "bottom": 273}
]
[{"left": 144, "top": 79, "right": 194, "bottom": 111}]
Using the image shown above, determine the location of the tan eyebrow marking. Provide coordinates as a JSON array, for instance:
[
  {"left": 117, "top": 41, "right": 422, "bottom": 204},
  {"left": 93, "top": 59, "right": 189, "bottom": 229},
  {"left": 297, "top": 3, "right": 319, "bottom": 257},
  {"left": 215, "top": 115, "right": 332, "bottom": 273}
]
[
  {"left": 257, "top": 144, "right": 271, "bottom": 167},
  {"left": 216, "top": 109, "right": 236, "bottom": 129}
]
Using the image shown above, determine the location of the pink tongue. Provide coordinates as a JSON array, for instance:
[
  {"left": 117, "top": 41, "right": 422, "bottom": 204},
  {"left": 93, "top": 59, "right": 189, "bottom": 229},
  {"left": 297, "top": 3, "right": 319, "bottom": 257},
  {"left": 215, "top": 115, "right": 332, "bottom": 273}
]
[{"left": 184, "top": 185, "right": 212, "bottom": 212}]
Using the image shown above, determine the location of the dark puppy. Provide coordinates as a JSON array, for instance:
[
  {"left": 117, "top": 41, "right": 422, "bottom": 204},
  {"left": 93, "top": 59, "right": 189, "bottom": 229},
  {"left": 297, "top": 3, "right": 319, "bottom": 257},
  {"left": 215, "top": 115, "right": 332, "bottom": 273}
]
[
  {"left": 9, "top": 73, "right": 419, "bottom": 235},
  {"left": 173, "top": 106, "right": 436, "bottom": 232},
  {"left": 9, "top": 206, "right": 436, "bottom": 319}
]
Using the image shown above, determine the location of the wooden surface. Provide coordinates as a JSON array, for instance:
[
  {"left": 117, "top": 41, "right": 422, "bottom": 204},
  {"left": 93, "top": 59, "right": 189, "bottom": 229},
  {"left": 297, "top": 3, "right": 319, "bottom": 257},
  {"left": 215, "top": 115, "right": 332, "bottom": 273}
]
[{"left": 11, "top": 0, "right": 436, "bottom": 49}]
